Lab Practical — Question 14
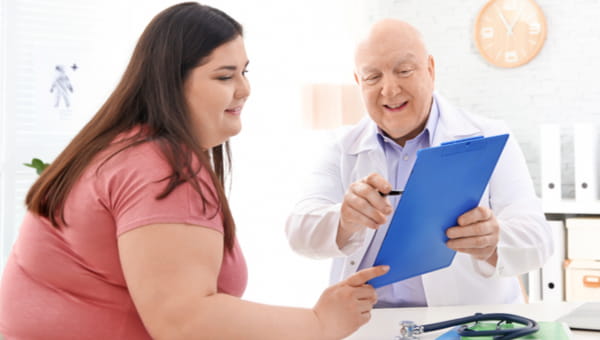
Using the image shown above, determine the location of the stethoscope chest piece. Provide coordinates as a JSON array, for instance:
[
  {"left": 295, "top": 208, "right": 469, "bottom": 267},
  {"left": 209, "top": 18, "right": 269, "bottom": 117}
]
[{"left": 396, "top": 320, "right": 423, "bottom": 340}]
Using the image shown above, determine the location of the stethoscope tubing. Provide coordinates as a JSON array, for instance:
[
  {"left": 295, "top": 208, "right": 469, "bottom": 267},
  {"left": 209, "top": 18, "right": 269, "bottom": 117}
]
[{"left": 422, "top": 312, "right": 539, "bottom": 340}]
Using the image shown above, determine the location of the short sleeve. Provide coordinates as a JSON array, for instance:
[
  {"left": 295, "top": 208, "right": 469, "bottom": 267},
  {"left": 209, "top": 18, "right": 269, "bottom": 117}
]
[{"left": 94, "top": 142, "right": 224, "bottom": 236}]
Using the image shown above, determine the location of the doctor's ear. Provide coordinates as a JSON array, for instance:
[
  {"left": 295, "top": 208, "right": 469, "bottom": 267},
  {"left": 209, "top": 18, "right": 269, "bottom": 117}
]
[
  {"left": 353, "top": 72, "right": 359, "bottom": 84},
  {"left": 427, "top": 55, "right": 435, "bottom": 82}
]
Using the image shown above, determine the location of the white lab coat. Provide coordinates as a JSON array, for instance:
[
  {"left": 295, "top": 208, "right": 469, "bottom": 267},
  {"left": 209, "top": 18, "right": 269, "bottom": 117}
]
[{"left": 286, "top": 94, "right": 553, "bottom": 306}]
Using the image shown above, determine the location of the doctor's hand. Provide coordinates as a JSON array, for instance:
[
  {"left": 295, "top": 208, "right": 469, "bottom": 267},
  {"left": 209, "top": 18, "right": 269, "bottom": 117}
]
[
  {"left": 338, "top": 173, "right": 394, "bottom": 248},
  {"left": 445, "top": 206, "right": 500, "bottom": 267},
  {"left": 313, "top": 265, "right": 389, "bottom": 340}
]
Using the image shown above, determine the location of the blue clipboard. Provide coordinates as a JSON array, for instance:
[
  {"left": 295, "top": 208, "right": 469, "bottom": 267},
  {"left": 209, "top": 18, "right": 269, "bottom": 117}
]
[{"left": 368, "top": 134, "right": 509, "bottom": 288}]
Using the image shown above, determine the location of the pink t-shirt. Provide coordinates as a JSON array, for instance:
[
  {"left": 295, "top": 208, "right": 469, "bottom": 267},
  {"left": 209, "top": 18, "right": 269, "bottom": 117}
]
[{"left": 0, "top": 138, "right": 247, "bottom": 339}]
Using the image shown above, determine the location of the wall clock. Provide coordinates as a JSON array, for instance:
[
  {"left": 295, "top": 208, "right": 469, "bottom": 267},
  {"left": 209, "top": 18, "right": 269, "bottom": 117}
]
[{"left": 474, "top": 0, "right": 547, "bottom": 68}]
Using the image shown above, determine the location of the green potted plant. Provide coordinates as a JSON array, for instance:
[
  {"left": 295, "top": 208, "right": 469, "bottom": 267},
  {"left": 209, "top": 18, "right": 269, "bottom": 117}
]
[{"left": 24, "top": 158, "right": 50, "bottom": 175}]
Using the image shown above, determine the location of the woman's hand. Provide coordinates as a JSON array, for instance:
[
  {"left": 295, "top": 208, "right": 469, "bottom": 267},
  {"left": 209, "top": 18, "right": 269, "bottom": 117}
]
[{"left": 313, "top": 265, "right": 389, "bottom": 340}]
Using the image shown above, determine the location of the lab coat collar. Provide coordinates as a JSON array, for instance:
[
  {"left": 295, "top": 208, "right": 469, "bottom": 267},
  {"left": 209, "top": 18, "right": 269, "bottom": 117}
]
[{"left": 342, "top": 117, "right": 380, "bottom": 156}]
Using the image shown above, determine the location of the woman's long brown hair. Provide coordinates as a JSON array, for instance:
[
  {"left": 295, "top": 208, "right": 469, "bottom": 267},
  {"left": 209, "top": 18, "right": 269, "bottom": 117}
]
[{"left": 25, "top": 2, "right": 240, "bottom": 250}]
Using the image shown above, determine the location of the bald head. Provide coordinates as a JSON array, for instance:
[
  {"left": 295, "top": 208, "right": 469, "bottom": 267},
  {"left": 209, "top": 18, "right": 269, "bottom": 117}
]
[{"left": 355, "top": 19, "right": 428, "bottom": 67}]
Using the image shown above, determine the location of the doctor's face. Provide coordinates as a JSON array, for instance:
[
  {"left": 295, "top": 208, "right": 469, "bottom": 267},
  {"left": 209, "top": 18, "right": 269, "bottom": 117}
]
[
  {"left": 184, "top": 35, "right": 250, "bottom": 149},
  {"left": 354, "top": 21, "right": 435, "bottom": 146}
]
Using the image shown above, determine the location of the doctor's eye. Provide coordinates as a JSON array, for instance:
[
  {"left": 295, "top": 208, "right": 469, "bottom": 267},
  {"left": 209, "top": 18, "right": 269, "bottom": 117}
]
[
  {"left": 364, "top": 75, "right": 381, "bottom": 84},
  {"left": 397, "top": 69, "right": 415, "bottom": 77}
]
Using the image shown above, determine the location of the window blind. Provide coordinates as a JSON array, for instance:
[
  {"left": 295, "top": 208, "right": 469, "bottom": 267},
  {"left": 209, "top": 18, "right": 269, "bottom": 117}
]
[{"left": 0, "top": 0, "right": 133, "bottom": 269}]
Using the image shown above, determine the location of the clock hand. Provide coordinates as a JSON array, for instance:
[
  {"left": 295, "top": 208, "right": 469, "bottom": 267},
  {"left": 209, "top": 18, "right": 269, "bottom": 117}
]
[
  {"left": 509, "top": 5, "right": 524, "bottom": 31},
  {"left": 494, "top": 4, "right": 513, "bottom": 35}
]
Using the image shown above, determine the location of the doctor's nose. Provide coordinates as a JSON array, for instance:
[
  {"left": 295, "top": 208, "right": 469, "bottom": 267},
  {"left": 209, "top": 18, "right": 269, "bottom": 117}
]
[{"left": 380, "top": 77, "right": 402, "bottom": 97}]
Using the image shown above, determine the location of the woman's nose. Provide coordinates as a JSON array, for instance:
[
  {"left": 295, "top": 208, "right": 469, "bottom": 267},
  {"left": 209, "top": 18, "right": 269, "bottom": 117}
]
[{"left": 235, "top": 76, "right": 251, "bottom": 99}]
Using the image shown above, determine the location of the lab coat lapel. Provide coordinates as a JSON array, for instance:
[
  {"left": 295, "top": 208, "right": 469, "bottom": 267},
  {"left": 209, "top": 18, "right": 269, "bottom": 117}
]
[
  {"left": 344, "top": 119, "right": 388, "bottom": 273},
  {"left": 431, "top": 93, "right": 483, "bottom": 146}
]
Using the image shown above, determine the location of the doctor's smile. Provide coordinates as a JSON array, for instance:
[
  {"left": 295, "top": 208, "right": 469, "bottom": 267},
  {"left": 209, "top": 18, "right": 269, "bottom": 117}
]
[{"left": 384, "top": 101, "right": 408, "bottom": 112}]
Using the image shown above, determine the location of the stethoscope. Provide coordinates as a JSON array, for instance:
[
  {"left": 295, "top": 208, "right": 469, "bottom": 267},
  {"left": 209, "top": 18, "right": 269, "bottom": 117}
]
[{"left": 396, "top": 312, "right": 539, "bottom": 340}]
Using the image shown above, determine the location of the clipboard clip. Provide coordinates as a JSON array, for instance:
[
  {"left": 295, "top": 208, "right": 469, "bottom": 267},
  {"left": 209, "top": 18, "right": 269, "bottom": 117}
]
[{"left": 441, "top": 136, "right": 484, "bottom": 146}]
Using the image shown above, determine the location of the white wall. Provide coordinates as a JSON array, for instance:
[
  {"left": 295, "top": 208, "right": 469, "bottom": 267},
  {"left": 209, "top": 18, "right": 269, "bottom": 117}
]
[
  {"left": 0, "top": 0, "right": 134, "bottom": 268},
  {"left": 369, "top": 0, "right": 600, "bottom": 198},
  {"left": 0, "top": 0, "right": 6, "bottom": 263}
]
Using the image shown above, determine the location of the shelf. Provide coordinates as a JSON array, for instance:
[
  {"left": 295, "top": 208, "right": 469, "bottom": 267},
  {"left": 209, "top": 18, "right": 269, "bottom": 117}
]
[{"left": 543, "top": 200, "right": 600, "bottom": 215}]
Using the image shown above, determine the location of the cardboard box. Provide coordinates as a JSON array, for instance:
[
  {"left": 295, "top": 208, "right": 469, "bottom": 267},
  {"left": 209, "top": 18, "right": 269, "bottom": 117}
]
[
  {"left": 566, "top": 218, "right": 600, "bottom": 260},
  {"left": 565, "top": 260, "right": 600, "bottom": 302}
]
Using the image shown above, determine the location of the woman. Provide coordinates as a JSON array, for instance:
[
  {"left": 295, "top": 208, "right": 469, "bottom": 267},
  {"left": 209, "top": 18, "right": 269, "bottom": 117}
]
[{"left": 0, "top": 2, "right": 388, "bottom": 339}]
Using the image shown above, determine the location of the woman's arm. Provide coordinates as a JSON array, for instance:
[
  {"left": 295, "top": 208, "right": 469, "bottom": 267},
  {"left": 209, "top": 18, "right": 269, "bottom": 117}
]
[{"left": 118, "top": 223, "right": 387, "bottom": 340}]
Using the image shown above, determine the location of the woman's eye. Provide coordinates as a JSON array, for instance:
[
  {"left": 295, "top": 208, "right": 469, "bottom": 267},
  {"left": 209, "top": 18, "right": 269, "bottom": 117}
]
[
  {"left": 242, "top": 70, "right": 249, "bottom": 76},
  {"left": 217, "top": 76, "right": 233, "bottom": 81}
]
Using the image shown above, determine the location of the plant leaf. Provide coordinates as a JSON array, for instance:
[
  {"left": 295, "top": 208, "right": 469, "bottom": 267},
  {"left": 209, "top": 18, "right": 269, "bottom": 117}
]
[
  {"left": 24, "top": 158, "right": 50, "bottom": 175},
  {"left": 32, "top": 158, "right": 43, "bottom": 167}
]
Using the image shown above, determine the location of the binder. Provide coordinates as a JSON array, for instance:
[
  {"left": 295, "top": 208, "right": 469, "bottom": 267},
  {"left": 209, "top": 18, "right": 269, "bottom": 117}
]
[
  {"left": 542, "top": 220, "right": 565, "bottom": 302},
  {"left": 368, "top": 134, "right": 509, "bottom": 288},
  {"left": 573, "top": 124, "right": 598, "bottom": 202},
  {"left": 527, "top": 268, "right": 542, "bottom": 303},
  {"left": 540, "top": 124, "right": 562, "bottom": 201}
]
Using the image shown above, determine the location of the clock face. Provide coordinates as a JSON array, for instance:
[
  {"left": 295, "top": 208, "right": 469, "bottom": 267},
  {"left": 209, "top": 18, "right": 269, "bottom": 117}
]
[{"left": 474, "top": 0, "right": 547, "bottom": 68}]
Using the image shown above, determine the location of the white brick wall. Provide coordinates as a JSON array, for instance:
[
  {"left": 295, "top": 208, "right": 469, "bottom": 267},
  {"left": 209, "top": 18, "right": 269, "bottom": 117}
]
[{"left": 370, "top": 0, "right": 600, "bottom": 198}]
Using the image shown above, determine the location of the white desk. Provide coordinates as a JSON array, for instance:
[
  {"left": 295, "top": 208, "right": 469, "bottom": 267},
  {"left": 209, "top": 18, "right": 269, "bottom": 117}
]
[{"left": 345, "top": 302, "right": 600, "bottom": 339}]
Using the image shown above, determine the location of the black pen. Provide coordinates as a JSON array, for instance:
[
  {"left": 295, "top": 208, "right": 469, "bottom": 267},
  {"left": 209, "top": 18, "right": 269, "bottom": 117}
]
[{"left": 379, "top": 190, "right": 403, "bottom": 197}]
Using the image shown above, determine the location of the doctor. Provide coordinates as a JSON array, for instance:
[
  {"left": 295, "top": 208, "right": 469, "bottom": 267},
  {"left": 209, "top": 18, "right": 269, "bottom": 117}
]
[{"left": 286, "top": 19, "right": 553, "bottom": 307}]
